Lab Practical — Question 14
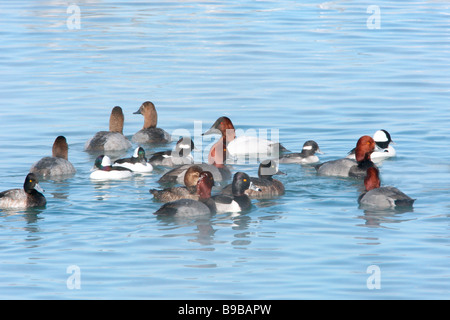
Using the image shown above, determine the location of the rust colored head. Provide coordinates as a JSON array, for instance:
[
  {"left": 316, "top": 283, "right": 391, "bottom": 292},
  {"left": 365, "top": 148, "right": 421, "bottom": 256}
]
[
  {"left": 355, "top": 135, "right": 376, "bottom": 162},
  {"left": 196, "top": 171, "right": 215, "bottom": 199}
]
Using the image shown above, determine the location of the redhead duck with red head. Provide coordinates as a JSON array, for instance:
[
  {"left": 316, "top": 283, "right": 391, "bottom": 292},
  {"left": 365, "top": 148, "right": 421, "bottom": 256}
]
[
  {"left": 315, "top": 135, "right": 377, "bottom": 178},
  {"left": 202, "top": 116, "right": 288, "bottom": 160},
  {"left": 358, "top": 167, "right": 415, "bottom": 209}
]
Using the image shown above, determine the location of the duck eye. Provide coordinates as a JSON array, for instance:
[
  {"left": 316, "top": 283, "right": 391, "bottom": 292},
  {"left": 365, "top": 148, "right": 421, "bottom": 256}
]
[
  {"left": 29, "top": 180, "right": 33, "bottom": 183},
  {"left": 243, "top": 178, "right": 247, "bottom": 182}
]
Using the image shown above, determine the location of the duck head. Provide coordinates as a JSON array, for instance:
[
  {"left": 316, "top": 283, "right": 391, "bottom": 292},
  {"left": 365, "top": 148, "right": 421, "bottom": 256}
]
[
  {"left": 196, "top": 171, "right": 215, "bottom": 199},
  {"left": 134, "top": 101, "right": 158, "bottom": 129},
  {"left": 355, "top": 135, "right": 376, "bottom": 162}
]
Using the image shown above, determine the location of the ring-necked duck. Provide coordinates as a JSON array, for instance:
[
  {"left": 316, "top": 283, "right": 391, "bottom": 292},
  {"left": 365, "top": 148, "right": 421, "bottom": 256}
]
[
  {"left": 221, "top": 160, "right": 285, "bottom": 199},
  {"left": 0, "top": 173, "right": 46, "bottom": 209},
  {"left": 212, "top": 172, "right": 260, "bottom": 213}
]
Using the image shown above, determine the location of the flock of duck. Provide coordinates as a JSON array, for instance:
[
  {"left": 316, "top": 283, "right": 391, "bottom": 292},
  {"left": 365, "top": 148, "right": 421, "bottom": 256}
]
[{"left": 0, "top": 101, "right": 415, "bottom": 215}]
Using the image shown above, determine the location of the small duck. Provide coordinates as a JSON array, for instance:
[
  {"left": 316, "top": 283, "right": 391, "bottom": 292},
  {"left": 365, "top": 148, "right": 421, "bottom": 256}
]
[
  {"left": 212, "top": 172, "right": 260, "bottom": 213},
  {"left": 279, "top": 140, "right": 323, "bottom": 164},
  {"left": 203, "top": 116, "right": 288, "bottom": 159},
  {"left": 154, "top": 171, "right": 216, "bottom": 216},
  {"left": 132, "top": 101, "right": 171, "bottom": 144},
  {"left": 221, "top": 160, "right": 285, "bottom": 199},
  {"left": 30, "top": 136, "right": 76, "bottom": 178},
  {"left": 113, "top": 147, "right": 153, "bottom": 173},
  {"left": 85, "top": 106, "right": 132, "bottom": 152},
  {"left": 0, "top": 173, "right": 46, "bottom": 209},
  {"left": 90, "top": 155, "right": 133, "bottom": 180},
  {"left": 358, "top": 167, "right": 415, "bottom": 209},
  {"left": 315, "top": 135, "right": 376, "bottom": 178},
  {"left": 347, "top": 129, "right": 396, "bottom": 162},
  {"left": 148, "top": 137, "right": 195, "bottom": 167},
  {"left": 150, "top": 165, "right": 203, "bottom": 202}
]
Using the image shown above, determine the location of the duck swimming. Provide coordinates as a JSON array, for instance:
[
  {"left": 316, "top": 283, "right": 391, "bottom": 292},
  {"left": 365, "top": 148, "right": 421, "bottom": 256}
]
[
  {"left": 221, "top": 160, "right": 285, "bottom": 199},
  {"left": 150, "top": 165, "right": 203, "bottom": 202},
  {"left": 0, "top": 173, "right": 46, "bottom": 209},
  {"left": 212, "top": 172, "right": 260, "bottom": 213},
  {"left": 157, "top": 134, "right": 231, "bottom": 184},
  {"left": 202, "top": 116, "right": 288, "bottom": 159},
  {"left": 113, "top": 147, "right": 153, "bottom": 173},
  {"left": 358, "top": 167, "right": 415, "bottom": 209},
  {"left": 148, "top": 137, "right": 195, "bottom": 167},
  {"left": 90, "top": 155, "right": 133, "bottom": 180},
  {"left": 315, "top": 135, "right": 376, "bottom": 178},
  {"left": 154, "top": 171, "right": 216, "bottom": 216},
  {"left": 132, "top": 101, "right": 171, "bottom": 144},
  {"left": 279, "top": 140, "right": 322, "bottom": 164},
  {"left": 84, "top": 106, "right": 132, "bottom": 152},
  {"left": 347, "top": 129, "right": 396, "bottom": 162},
  {"left": 30, "top": 136, "right": 76, "bottom": 178}
]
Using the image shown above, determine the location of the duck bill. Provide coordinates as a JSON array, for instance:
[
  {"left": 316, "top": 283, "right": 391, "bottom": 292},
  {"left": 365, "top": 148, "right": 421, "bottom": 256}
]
[
  {"left": 202, "top": 127, "right": 221, "bottom": 136},
  {"left": 133, "top": 108, "right": 142, "bottom": 115},
  {"left": 274, "top": 170, "right": 287, "bottom": 176},
  {"left": 34, "top": 183, "right": 45, "bottom": 193},
  {"left": 316, "top": 148, "right": 324, "bottom": 154},
  {"left": 249, "top": 182, "right": 261, "bottom": 192}
]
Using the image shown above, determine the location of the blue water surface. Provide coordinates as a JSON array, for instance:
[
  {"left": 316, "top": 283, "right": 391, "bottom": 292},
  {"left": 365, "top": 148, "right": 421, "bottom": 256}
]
[{"left": 0, "top": 0, "right": 449, "bottom": 299}]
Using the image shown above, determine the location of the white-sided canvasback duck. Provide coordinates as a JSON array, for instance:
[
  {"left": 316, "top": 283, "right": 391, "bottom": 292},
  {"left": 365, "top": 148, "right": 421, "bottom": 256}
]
[
  {"left": 279, "top": 140, "right": 323, "bottom": 164},
  {"left": 315, "top": 135, "right": 376, "bottom": 178},
  {"left": 347, "top": 129, "right": 396, "bottom": 162},
  {"left": 113, "top": 147, "right": 153, "bottom": 173},
  {"left": 153, "top": 171, "right": 216, "bottom": 216},
  {"left": 150, "top": 165, "right": 203, "bottom": 202},
  {"left": 0, "top": 173, "right": 46, "bottom": 209},
  {"left": 132, "top": 101, "right": 171, "bottom": 144},
  {"left": 90, "top": 155, "right": 133, "bottom": 180},
  {"left": 202, "top": 116, "right": 288, "bottom": 159},
  {"left": 30, "top": 136, "right": 76, "bottom": 178},
  {"left": 221, "top": 160, "right": 285, "bottom": 199},
  {"left": 358, "top": 167, "right": 415, "bottom": 209},
  {"left": 148, "top": 137, "right": 195, "bottom": 167},
  {"left": 85, "top": 106, "right": 132, "bottom": 152},
  {"left": 212, "top": 172, "right": 260, "bottom": 213}
]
